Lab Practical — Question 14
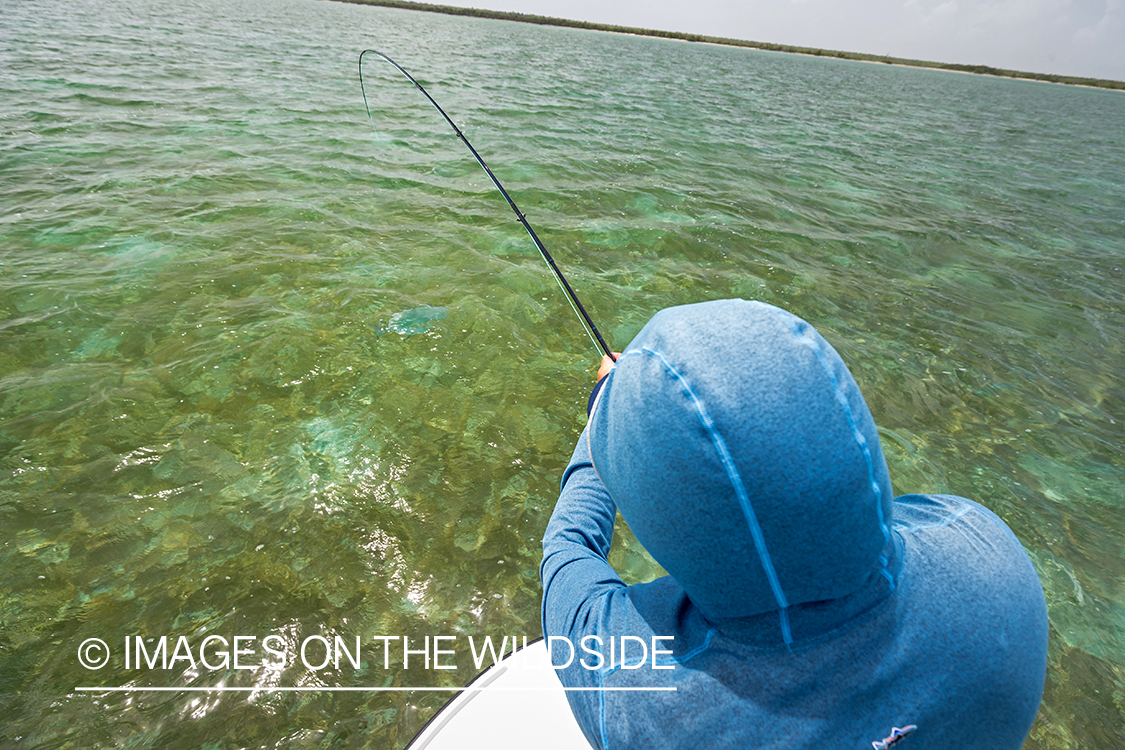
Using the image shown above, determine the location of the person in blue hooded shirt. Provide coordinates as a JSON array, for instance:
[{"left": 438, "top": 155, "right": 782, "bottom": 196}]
[{"left": 540, "top": 299, "right": 1048, "bottom": 750}]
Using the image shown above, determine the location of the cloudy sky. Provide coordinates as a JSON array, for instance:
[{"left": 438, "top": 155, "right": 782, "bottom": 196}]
[{"left": 432, "top": 0, "right": 1124, "bottom": 81}]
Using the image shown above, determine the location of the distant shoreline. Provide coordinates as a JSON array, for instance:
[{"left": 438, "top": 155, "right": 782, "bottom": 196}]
[{"left": 331, "top": 0, "right": 1124, "bottom": 91}]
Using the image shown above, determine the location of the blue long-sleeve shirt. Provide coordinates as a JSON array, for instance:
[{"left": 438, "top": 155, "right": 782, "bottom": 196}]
[{"left": 540, "top": 300, "right": 1048, "bottom": 750}]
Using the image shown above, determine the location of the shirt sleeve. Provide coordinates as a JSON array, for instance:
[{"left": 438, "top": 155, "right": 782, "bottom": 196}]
[
  {"left": 539, "top": 427, "right": 628, "bottom": 750},
  {"left": 540, "top": 425, "right": 626, "bottom": 649}
]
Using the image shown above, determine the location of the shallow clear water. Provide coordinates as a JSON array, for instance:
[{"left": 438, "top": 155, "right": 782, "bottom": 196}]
[{"left": 1, "top": 0, "right": 1123, "bottom": 747}]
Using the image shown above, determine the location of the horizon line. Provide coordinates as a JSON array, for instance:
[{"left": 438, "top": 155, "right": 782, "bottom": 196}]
[{"left": 335, "top": 0, "right": 1125, "bottom": 90}]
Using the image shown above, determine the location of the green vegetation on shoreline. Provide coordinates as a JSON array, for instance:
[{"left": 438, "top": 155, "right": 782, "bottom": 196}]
[{"left": 334, "top": 0, "right": 1124, "bottom": 91}]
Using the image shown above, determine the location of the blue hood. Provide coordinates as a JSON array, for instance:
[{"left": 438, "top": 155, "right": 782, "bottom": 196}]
[{"left": 588, "top": 299, "right": 895, "bottom": 622}]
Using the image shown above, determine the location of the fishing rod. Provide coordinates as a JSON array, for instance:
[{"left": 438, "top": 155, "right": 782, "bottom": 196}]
[{"left": 358, "top": 49, "right": 615, "bottom": 361}]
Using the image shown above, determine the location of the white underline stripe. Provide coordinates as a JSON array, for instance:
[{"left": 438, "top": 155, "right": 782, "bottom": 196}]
[{"left": 75, "top": 686, "right": 677, "bottom": 693}]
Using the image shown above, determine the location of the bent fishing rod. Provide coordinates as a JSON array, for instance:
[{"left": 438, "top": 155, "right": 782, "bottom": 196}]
[{"left": 359, "top": 49, "right": 615, "bottom": 361}]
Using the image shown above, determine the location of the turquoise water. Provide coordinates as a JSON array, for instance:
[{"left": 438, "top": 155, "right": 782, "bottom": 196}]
[{"left": 2, "top": 0, "right": 1123, "bottom": 746}]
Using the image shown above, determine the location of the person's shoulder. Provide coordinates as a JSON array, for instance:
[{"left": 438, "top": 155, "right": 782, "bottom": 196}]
[
  {"left": 889, "top": 493, "right": 1048, "bottom": 745},
  {"left": 892, "top": 493, "right": 1020, "bottom": 544},
  {"left": 891, "top": 492, "right": 1046, "bottom": 646}
]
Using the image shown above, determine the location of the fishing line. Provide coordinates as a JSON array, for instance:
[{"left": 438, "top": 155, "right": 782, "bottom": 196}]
[{"left": 359, "top": 49, "right": 615, "bottom": 361}]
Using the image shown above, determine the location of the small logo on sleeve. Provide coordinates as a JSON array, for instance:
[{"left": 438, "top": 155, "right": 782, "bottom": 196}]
[{"left": 872, "top": 724, "right": 917, "bottom": 749}]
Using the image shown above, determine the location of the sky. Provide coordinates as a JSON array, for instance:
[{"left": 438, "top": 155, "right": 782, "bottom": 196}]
[{"left": 431, "top": 0, "right": 1125, "bottom": 81}]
